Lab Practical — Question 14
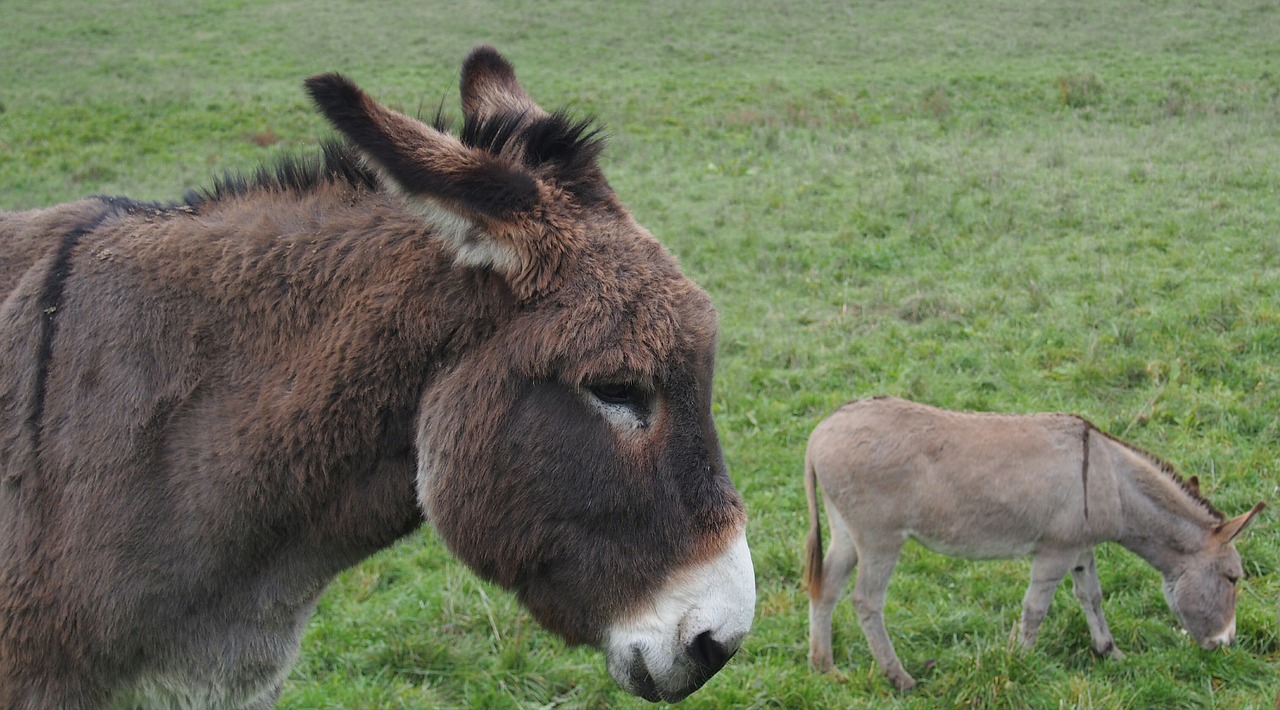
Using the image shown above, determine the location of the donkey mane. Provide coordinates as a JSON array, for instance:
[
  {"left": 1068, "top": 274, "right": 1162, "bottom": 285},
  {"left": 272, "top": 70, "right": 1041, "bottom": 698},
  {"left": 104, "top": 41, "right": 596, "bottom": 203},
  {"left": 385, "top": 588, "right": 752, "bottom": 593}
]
[
  {"left": 1083, "top": 420, "right": 1225, "bottom": 522},
  {"left": 184, "top": 139, "right": 379, "bottom": 208},
  {"left": 182, "top": 106, "right": 607, "bottom": 212}
]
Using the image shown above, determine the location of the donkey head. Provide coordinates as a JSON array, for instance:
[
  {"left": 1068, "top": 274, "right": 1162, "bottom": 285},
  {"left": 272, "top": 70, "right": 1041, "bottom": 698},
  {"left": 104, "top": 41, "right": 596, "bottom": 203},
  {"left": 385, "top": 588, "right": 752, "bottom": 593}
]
[
  {"left": 1161, "top": 501, "right": 1265, "bottom": 648},
  {"left": 305, "top": 47, "right": 755, "bottom": 701}
]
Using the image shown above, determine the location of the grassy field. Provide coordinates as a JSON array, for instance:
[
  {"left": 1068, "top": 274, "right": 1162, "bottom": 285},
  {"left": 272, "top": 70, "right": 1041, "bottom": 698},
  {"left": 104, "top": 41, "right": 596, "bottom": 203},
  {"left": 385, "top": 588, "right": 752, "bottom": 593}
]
[{"left": 3, "top": 0, "right": 1278, "bottom": 707}]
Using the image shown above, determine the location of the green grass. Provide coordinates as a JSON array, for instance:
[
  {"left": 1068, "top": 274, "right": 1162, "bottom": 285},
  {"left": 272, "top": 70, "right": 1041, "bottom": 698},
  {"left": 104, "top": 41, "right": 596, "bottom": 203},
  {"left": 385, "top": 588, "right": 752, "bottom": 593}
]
[{"left": 4, "top": 0, "right": 1279, "bottom": 707}]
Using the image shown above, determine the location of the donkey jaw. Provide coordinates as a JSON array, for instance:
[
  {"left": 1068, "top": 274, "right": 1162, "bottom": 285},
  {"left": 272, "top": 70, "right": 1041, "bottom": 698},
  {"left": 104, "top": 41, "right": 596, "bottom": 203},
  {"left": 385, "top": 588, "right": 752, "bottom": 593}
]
[{"left": 603, "top": 531, "right": 756, "bottom": 702}]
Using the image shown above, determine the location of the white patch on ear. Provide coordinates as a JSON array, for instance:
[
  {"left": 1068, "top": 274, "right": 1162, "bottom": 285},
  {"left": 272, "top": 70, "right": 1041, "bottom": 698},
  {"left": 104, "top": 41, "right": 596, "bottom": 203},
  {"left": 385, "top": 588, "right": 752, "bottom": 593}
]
[
  {"left": 410, "top": 198, "right": 524, "bottom": 275},
  {"left": 357, "top": 155, "right": 524, "bottom": 277}
]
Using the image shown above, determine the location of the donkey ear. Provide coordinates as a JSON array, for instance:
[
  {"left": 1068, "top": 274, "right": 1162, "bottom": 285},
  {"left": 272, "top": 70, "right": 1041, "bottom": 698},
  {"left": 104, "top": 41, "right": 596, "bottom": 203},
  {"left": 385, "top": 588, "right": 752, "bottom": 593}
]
[
  {"left": 305, "top": 72, "right": 538, "bottom": 221},
  {"left": 460, "top": 46, "right": 546, "bottom": 121},
  {"left": 1214, "top": 501, "right": 1266, "bottom": 542},
  {"left": 305, "top": 72, "right": 545, "bottom": 282}
]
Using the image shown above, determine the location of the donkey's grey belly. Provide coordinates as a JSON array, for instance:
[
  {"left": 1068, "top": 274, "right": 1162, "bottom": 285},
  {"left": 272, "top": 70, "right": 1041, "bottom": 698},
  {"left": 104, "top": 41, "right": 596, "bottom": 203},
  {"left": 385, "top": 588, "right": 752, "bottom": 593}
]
[
  {"left": 912, "top": 533, "right": 1039, "bottom": 560},
  {"left": 901, "top": 495, "right": 1095, "bottom": 560}
]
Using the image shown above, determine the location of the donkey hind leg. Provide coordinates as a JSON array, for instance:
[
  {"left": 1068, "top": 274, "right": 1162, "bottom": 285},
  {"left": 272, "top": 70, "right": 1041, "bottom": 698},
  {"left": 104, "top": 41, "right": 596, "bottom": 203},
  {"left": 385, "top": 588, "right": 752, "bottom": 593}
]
[
  {"left": 1014, "top": 550, "right": 1076, "bottom": 651},
  {"left": 849, "top": 538, "right": 912, "bottom": 692},
  {"left": 809, "top": 500, "right": 858, "bottom": 673},
  {"left": 1069, "top": 548, "right": 1123, "bottom": 659}
]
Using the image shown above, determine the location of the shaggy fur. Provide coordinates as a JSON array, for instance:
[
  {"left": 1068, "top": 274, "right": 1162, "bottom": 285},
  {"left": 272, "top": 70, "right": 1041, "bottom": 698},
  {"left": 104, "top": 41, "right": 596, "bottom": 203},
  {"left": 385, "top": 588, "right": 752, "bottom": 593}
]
[{"left": 0, "top": 47, "right": 748, "bottom": 707}]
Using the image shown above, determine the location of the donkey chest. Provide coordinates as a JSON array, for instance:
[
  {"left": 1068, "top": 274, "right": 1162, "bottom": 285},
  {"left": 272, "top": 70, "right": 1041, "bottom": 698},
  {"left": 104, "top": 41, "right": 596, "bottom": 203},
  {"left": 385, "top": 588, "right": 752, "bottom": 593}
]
[{"left": 105, "top": 586, "right": 316, "bottom": 709}]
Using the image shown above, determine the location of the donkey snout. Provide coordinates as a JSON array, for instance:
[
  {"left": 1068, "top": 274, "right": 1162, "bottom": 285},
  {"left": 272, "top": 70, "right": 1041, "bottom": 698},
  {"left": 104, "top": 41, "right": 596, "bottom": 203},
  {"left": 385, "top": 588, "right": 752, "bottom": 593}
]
[
  {"left": 685, "top": 628, "right": 740, "bottom": 675},
  {"left": 1202, "top": 618, "right": 1236, "bottom": 649},
  {"left": 603, "top": 530, "right": 755, "bottom": 701}
]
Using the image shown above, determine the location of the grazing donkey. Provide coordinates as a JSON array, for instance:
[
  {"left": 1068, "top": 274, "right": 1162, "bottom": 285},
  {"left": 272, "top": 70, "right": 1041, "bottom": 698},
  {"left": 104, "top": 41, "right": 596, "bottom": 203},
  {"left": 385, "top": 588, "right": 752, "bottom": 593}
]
[
  {"left": 804, "top": 396, "right": 1264, "bottom": 691},
  {"left": 0, "top": 47, "right": 756, "bottom": 707}
]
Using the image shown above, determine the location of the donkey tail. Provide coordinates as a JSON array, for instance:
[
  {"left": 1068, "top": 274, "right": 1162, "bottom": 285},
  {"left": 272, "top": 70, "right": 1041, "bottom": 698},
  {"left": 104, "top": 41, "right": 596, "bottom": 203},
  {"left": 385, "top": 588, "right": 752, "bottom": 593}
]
[{"left": 802, "top": 448, "right": 824, "bottom": 601}]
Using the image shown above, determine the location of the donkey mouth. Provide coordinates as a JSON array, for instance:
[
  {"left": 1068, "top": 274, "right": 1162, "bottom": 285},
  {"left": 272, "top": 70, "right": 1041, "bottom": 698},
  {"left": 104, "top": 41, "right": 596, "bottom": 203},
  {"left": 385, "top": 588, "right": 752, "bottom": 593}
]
[
  {"left": 1199, "top": 618, "right": 1236, "bottom": 649},
  {"left": 627, "top": 644, "right": 721, "bottom": 706},
  {"left": 627, "top": 657, "right": 664, "bottom": 702}
]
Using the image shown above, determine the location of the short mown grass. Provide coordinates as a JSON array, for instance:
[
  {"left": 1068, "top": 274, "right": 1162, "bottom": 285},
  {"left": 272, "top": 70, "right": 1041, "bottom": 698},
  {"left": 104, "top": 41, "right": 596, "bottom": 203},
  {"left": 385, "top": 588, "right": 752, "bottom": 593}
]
[{"left": 3, "top": 1, "right": 1277, "bottom": 707}]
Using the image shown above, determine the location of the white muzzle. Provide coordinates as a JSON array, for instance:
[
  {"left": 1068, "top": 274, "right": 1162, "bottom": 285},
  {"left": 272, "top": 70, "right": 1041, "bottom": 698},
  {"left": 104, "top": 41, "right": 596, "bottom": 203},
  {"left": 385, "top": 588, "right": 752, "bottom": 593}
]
[{"left": 603, "top": 530, "right": 756, "bottom": 702}]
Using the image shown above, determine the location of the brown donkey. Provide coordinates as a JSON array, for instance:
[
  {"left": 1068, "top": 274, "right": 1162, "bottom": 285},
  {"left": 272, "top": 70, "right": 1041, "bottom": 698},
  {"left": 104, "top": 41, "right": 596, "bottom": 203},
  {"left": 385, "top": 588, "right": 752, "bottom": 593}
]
[
  {"left": 0, "top": 47, "right": 755, "bottom": 707},
  {"left": 804, "top": 397, "right": 1264, "bottom": 691}
]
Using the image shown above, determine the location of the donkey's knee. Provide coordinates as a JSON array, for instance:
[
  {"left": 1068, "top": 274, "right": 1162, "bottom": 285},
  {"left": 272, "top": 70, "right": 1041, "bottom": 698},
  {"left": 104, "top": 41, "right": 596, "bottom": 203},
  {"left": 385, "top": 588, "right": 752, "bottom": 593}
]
[{"left": 850, "top": 590, "right": 883, "bottom": 623}]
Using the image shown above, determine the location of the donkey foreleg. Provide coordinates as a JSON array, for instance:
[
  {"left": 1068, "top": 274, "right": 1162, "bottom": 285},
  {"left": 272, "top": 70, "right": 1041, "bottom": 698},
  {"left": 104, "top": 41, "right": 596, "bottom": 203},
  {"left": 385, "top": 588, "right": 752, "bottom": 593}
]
[
  {"left": 809, "top": 503, "right": 858, "bottom": 674},
  {"left": 1015, "top": 551, "right": 1075, "bottom": 650},
  {"left": 1069, "top": 549, "right": 1123, "bottom": 659},
  {"left": 850, "top": 543, "right": 912, "bottom": 691}
]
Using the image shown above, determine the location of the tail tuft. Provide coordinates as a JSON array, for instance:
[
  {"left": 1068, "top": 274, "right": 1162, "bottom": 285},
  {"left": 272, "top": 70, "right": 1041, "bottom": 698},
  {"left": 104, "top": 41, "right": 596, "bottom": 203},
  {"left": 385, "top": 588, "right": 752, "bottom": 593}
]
[{"left": 802, "top": 451, "right": 824, "bottom": 600}]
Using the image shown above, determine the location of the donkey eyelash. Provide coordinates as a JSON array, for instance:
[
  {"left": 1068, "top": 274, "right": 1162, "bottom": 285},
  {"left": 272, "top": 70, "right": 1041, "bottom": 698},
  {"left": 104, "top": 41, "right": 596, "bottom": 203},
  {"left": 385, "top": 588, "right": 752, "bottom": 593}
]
[
  {"left": 588, "top": 382, "right": 646, "bottom": 407},
  {"left": 584, "top": 382, "right": 657, "bottom": 431}
]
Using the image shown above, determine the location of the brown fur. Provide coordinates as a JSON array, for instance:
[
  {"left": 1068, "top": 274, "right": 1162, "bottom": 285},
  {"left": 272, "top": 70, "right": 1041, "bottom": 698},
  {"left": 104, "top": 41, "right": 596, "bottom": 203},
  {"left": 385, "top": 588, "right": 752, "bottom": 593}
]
[
  {"left": 1, "top": 47, "right": 748, "bottom": 707},
  {"left": 803, "top": 449, "right": 825, "bottom": 599}
]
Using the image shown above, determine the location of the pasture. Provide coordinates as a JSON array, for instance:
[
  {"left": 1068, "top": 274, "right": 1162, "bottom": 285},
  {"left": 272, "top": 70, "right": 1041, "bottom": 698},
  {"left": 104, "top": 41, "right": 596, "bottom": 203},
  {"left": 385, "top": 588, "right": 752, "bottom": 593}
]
[{"left": 2, "top": 0, "right": 1277, "bottom": 707}]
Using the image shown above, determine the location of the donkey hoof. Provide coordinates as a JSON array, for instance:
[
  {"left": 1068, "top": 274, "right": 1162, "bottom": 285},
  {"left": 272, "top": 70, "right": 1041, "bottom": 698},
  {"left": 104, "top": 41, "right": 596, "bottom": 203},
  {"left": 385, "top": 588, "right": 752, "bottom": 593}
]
[
  {"left": 809, "top": 653, "right": 835, "bottom": 674},
  {"left": 1093, "top": 641, "right": 1124, "bottom": 660},
  {"left": 889, "top": 673, "right": 916, "bottom": 692}
]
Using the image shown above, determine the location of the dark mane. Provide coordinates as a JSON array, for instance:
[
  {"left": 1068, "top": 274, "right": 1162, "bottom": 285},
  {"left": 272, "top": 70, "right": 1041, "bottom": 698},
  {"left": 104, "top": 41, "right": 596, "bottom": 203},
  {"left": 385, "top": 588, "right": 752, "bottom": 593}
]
[
  {"left": 458, "top": 109, "right": 608, "bottom": 204},
  {"left": 184, "top": 109, "right": 607, "bottom": 210},
  {"left": 1086, "top": 421, "right": 1225, "bottom": 521},
  {"left": 183, "top": 139, "right": 379, "bottom": 209}
]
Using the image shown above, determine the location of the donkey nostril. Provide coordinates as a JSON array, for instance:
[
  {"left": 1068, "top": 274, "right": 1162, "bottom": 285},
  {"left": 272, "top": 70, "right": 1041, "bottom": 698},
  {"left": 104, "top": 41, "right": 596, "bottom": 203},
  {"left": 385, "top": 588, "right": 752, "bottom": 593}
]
[{"left": 686, "top": 630, "right": 736, "bottom": 674}]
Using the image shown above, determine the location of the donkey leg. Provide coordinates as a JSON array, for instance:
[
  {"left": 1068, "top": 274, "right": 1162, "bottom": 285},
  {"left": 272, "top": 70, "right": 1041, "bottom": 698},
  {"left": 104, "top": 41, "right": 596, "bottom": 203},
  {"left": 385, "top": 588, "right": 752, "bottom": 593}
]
[
  {"left": 810, "top": 502, "right": 858, "bottom": 673},
  {"left": 850, "top": 540, "right": 912, "bottom": 691},
  {"left": 1015, "top": 550, "right": 1073, "bottom": 650},
  {"left": 1069, "top": 549, "right": 1124, "bottom": 659}
]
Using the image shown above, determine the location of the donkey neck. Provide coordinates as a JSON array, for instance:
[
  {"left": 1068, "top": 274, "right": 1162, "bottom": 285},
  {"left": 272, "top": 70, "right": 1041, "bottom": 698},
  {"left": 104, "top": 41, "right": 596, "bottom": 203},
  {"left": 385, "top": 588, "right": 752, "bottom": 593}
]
[{"left": 1111, "top": 443, "right": 1219, "bottom": 575}]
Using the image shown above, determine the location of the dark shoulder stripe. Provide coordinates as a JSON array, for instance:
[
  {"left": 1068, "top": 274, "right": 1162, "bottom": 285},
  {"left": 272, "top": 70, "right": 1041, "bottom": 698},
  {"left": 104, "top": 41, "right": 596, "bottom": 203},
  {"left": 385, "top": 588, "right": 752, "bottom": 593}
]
[{"left": 27, "top": 202, "right": 119, "bottom": 466}]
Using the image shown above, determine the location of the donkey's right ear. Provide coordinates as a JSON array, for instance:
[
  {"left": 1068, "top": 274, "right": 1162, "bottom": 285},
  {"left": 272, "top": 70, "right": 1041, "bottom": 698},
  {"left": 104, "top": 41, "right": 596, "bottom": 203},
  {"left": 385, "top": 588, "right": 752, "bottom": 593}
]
[
  {"left": 1213, "top": 501, "right": 1266, "bottom": 543},
  {"left": 460, "top": 45, "right": 546, "bottom": 121},
  {"left": 305, "top": 72, "right": 546, "bottom": 280}
]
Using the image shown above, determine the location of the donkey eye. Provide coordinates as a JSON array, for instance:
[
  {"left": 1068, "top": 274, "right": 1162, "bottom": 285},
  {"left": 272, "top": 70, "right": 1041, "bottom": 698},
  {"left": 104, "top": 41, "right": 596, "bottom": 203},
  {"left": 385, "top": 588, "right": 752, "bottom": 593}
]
[{"left": 589, "top": 382, "right": 644, "bottom": 407}]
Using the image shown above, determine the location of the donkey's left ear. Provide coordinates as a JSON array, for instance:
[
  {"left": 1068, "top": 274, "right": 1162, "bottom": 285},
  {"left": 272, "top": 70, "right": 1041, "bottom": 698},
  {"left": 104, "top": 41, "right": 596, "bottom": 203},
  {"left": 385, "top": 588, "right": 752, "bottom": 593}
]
[
  {"left": 1214, "top": 501, "right": 1266, "bottom": 542},
  {"left": 306, "top": 72, "right": 568, "bottom": 298}
]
